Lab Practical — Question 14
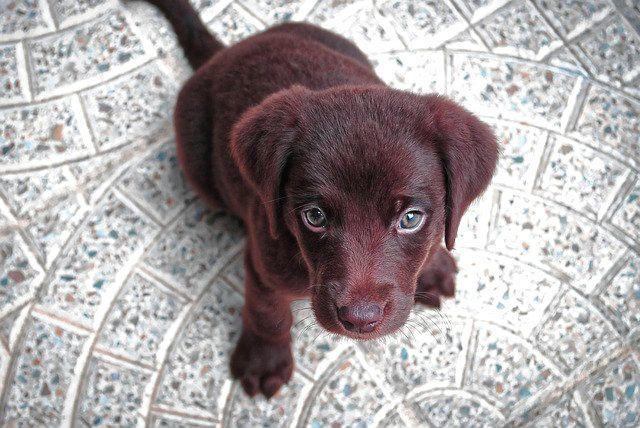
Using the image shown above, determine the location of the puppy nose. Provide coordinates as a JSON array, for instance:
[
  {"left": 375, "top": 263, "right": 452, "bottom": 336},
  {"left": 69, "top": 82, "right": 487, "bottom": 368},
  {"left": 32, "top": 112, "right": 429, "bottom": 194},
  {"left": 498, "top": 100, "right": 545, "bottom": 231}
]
[{"left": 337, "top": 303, "right": 383, "bottom": 333}]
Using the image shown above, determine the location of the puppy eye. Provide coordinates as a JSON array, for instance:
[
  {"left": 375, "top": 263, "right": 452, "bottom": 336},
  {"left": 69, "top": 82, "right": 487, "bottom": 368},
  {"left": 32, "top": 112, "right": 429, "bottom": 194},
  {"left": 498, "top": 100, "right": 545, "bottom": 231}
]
[
  {"left": 302, "top": 206, "right": 327, "bottom": 231},
  {"left": 398, "top": 210, "right": 425, "bottom": 232}
]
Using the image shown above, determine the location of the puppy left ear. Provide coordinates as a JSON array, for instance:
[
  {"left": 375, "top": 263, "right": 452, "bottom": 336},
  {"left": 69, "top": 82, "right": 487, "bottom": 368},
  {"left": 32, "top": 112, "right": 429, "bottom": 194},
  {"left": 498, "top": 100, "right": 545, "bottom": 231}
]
[
  {"left": 421, "top": 95, "right": 499, "bottom": 251},
  {"left": 230, "top": 86, "right": 309, "bottom": 239}
]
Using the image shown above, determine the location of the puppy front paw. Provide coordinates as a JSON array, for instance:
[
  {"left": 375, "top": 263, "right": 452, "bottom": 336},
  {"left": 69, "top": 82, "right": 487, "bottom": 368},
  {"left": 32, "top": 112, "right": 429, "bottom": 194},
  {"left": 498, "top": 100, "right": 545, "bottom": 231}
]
[
  {"left": 230, "top": 330, "right": 294, "bottom": 398},
  {"left": 415, "top": 246, "right": 457, "bottom": 308}
]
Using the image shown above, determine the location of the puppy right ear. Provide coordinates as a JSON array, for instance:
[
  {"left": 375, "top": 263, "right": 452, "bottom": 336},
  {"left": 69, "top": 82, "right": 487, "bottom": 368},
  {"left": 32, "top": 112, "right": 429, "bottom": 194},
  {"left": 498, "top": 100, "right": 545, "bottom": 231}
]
[{"left": 230, "top": 86, "right": 309, "bottom": 239}]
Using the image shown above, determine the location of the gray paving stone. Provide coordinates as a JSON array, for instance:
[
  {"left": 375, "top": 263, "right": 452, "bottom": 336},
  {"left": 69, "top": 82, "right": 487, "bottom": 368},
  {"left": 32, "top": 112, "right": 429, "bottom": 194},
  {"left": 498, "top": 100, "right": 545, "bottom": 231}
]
[
  {"left": 0, "top": 229, "right": 42, "bottom": 312},
  {"left": 50, "top": 0, "right": 111, "bottom": 27},
  {"left": 410, "top": 392, "right": 504, "bottom": 427},
  {"left": 0, "top": 0, "right": 53, "bottom": 40},
  {"left": 77, "top": 356, "right": 151, "bottom": 427},
  {"left": 611, "top": 180, "right": 640, "bottom": 241},
  {"left": 532, "top": 0, "right": 611, "bottom": 37},
  {"left": 27, "top": 11, "right": 149, "bottom": 97},
  {"left": 514, "top": 392, "right": 588, "bottom": 427},
  {"left": 599, "top": 254, "right": 640, "bottom": 333},
  {"left": 155, "top": 278, "right": 242, "bottom": 418},
  {"left": 206, "top": 3, "right": 265, "bottom": 46},
  {"left": 81, "top": 61, "right": 178, "bottom": 151},
  {"left": 3, "top": 317, "right": 86, "bottom": 426},
  {"left": 238, "top": 0, "right": 309, "bottom": 24},
  {"left": 372, "top": 51, "right": 446, "bottom": 94},
  {"left": 0, "top": 43, "right": 26, "bottom": 104}
]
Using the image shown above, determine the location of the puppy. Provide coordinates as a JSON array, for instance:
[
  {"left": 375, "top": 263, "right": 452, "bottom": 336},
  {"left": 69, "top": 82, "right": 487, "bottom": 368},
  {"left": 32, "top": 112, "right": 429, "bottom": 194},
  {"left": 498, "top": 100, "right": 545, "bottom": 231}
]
[{"left": 141, "top": 0, "right": 498, "bottom": 398}]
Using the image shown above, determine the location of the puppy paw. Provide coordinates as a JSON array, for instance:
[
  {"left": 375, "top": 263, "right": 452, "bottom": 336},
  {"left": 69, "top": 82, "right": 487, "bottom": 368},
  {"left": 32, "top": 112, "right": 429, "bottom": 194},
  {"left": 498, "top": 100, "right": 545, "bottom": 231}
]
[
  {"left": 415, "top": 246, "right": 457, "bottom": 308},
  {"left": 230, "top": 330, "right": 294, "bottom": 398}
]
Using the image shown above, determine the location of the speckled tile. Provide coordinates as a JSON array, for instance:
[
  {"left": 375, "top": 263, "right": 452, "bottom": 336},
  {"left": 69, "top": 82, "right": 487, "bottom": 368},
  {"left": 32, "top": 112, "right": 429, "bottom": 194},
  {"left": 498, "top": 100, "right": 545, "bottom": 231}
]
[
  {"left": 0, "top": 229, "right": 42, "bottom": 311},
  {"left": 611, "top": 181, "right": 640, "bottom": 241},
  {"left": 0, "top": 167, "right": 75, "bottom": 215},
  {"left": 536, "top": 135, "right": 626, "bottom": 219},
  {"left": 143, "top": 204, "right": 243, "bottom": 297},
  {"left": 151, "top": 415, "right": 215, "bottom": 427},
  {"left": 239, "top": 0, "right": 308, "bottom": 24},
  {"left": 0, "top": 97, "right": 93, "bottom": 170},
  {"left": 546, "top": 46, "right": 589, "bottom": 76},
  {"left": 535, "top": 289, "right": 619, "bottom": 373},
  {"left": 449, "top": 54, "right": 575, "bottom": 128},
  {"left": 532, "top": 0, "right": 610, "bottom": 37},
  {"left": 50, "top": 0, "right": 111, "bottom": 27},
  {"left": 372, "top": 51, "right": 445, "bottom": 94},
  {"left": 118, "top": 141, "right": 193, "bottom": 224},
  {"left": 584, "top": 356, "right": 640, "bottom": 427},
  {"left": 489, "top": 119, "right": 547, "bottom": 189},
  {"left": 475, "top": 1, "right": 559, "bottom": 59},
  {"left": 304, "top": 358, "right": 389, "bottom": 427},
  {"left": 578, "top": 17, "right": 640, "bottom": 85},
  {"left": 77, "top": 357, "right": 151, "bottom": 427},
  {"left": 3, "top": 318, "right": 86, "bottom": 426},
  {"left": 81, "top": 62, "right": 177, "bottom": 151},
  {"left": 27, "top": 11, "right": 148, "bottom": 97},
  {"left": 599, "top": 254, "right": 640, "bottom": 333},
  {"left": 488, "top": 191, "right": 626, "bottom": 286},
  {"left": 451, "top": 251, "right": 561, "bottom": 336},
  {"left": 39, "top": 192, "right": 158, "bottom": 323},
  {"left": 573, "top": 86, "right": 640, "bottom": 164},
  {"left": 358, "top": 317, "right": 465, "bottom": 393},
  {"left": 0, "top": 43, "right": 25, "bottom": 103},
  {"left": 97, "top": 272, "right": 184, "bottom": 365},
  {"left": 155, "top": 278, "right": 242, "bottom": 417},
  {"left": 0, "top": 0, "right": 53, "bottom": 39},
  {"left": 409, "top": 392, "right": 504, "bottom": 427},
  {"left": 306, "top": 0, "right": 404, "bottom": 55},
  {"left": 0, "top": 307, "right": 23, "bottom": 347},
  {"left": 226, "top": 372, "right": 308, "bottom": 427},
  {"left": 452, "top": 188, "right": 492, "bottom": 249},
  {"left": 377, "top": 408, "right": 406, "bottom": 427},
  {"left": 206, "top": 3, "right": 264, "bottom": 46},
  {"left": 376, "top": 0, "right": 465, "bottom": 49},
  {"left": 513, "top": 392, "right": 588, "bottom": 427},
  {"left": 468, "top": 325, "right": 562, "bottom": 409}
]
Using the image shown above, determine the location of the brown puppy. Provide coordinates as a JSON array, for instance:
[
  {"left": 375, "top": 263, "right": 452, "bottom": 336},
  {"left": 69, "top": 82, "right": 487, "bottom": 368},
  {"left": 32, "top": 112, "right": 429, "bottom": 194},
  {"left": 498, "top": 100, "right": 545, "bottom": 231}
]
[{"left": 141, "top": 0, "right": 498, "bottom": 398}]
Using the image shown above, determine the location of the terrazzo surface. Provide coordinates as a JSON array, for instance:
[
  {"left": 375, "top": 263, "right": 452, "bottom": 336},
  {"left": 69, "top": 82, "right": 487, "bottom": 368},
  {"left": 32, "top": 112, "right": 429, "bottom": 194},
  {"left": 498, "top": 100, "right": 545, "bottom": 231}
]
[{"left": 0, "top": 0, "right": 639, "bottom": 426}]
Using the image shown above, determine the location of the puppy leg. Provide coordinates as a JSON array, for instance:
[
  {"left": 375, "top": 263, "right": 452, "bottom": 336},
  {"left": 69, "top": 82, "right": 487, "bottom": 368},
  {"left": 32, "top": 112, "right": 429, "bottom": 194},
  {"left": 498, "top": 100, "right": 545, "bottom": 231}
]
[
  {"left": 415, "top": 246, "right": 457, "bottom": 308},
  {"left": 230, "top": 251, "right": 294, "bottom": 398}
]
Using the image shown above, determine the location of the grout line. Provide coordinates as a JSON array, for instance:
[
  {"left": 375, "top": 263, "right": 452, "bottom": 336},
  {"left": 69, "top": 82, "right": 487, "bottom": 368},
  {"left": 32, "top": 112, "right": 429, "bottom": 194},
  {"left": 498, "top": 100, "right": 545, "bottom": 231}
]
[{"left": 560, "top": 78, "right": 591, "bottom": 134}]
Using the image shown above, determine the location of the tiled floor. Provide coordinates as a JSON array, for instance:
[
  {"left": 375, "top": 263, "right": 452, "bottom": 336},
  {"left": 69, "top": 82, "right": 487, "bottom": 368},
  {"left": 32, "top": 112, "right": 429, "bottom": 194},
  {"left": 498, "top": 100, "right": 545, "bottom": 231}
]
[{"left": 0, "top": 0, "right": 639, "bottom": 426}]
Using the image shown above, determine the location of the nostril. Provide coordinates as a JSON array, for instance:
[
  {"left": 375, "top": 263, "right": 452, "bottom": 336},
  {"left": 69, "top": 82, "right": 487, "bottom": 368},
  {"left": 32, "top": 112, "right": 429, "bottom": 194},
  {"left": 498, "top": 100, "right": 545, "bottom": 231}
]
[{"left": 337, "top": 303, "right": 383, "bottom": 332}]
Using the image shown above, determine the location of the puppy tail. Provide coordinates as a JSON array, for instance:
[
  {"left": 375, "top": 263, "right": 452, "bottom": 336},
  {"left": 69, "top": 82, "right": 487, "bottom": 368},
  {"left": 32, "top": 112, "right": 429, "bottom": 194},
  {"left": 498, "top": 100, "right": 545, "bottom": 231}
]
[{"left": 140, "top": 0, "right": 224, "bottom": 69}]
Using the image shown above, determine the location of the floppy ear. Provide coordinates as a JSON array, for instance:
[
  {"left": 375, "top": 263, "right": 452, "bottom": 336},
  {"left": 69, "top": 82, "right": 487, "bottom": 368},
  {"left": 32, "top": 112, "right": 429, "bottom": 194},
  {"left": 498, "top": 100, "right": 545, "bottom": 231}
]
[
  {"left": 230, "top": 86, "right": 309, "bottom": 239},
  {"left": 422, "top": 95, "right": 499, "bottom": 250}
]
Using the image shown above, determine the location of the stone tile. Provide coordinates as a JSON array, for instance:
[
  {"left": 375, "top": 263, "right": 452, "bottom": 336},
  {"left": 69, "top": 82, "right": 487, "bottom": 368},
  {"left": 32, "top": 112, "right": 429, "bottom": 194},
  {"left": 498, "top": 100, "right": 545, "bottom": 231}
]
[
  {"left": 50, "top": 0, "right": 111, "bottom": 27},
  {"left": 206, "top": 3, "right": 265, "bottom": 46},
  {"left": 40, "top": 192, "right": 158, "bottom": 324},
  {"left": 453, "top": 188, "right": 492, "bottom": 249},
  {"left": 305, "top": 358, "right": 388, "bottom": 427},
  {"left": 489, "top": 119, "right": 546, "bottom": 189},
  {"left": 81, "top": 61, "right": 177, "bottom": 151},
  {"left": 449, "top": 54, "right": 575, "bottom": 128},
  {"left": 0, "top": 167, "right": 75, "bottom": 215},
  {"left": 220, "top": 254, "right": 244, "bottom": 292},
  {"left": 488, "top": 192, "right": 626, "bottom": 286},
  {"left": 573, "top": 86, "right": 640, "bottom": 164},
  {"left": 376, "top": 0, "right": 465, "bottom": 49},
  {"left": 3, "top": 318, "right": 86, "bottom": 426},
  {"left": 155, "top": 278, "right": 242, "bottom": 417},
  {"left": 358, "top": 317, "right": 466, "bottom": 393},
  {"left": 514, "top": 393, "right": 587, "bottom": 427},
  {"left": 306, "top": 0, "right": 404, "bottom": 55},
  {"left": 467, "top": 325, "right": 562, "bottom": 409},
  {"left": 536, "top": 135, "right": 627, "bottom": 220},
  {"left": 0, "top": 229, "right": 42, "bottom": 310},
  {"left": 578, "top": 17, "right": 640, "bottom": 85},
  {"left": 0, "top": 97, "right": 93, "bottom": 170},
  {"left": 532, "top": 0, "right": 611, "bottom": 37},
  {"left": 143, "top": 204, "right": 244, "bottom": 297},
  {"left": 0, "top": 0, "right": 53, "bottom": 39},
  {"left": 584, "top": 356, "right": 640, "bottom": 427},
  {"left": 226, "top": 372, "right": 308, "bottom": 427},
  {"left": 125, "top": 0, "right": 179, "bottom": 57},
  {"left": 118, "top": 141, "right": 193, "bottom": 224},
  {"left": 410, "top": 393, "right": 503, "bottom": 427},
  {"left": 239, "top": 0, "right": 308, "bottom": 24},
  {"left": 77, "top": 357, "right": 151, "bottom": 427},
  {"left": 27, "top": 11, "right": 148, "bottom": 97},
  {"left": 377, "top": 409, "right": 406, "bottom": 427},
  {"left": 475, "top": 1, "right": 559, "bottom": 59},
  {"left": 372, "top": 51, "right": 445, "bottom": 94},
  {"left": 0, "top": 307, "right": 23, "bottom": 347},
  {"left": 451, "top": 251, "right": 561, "bottom": 336},
  {"left": 611, "top": 181, "right": 640, "bottom": 240},
  {"left": 190, "top": 0, "right": 234, "bottom": 22},
  {"left": 97, "top": 272, "right": 184, "bottom": 365},
  {"left": 0, "top": 43, "right": 25, "bottom": 103},
  {"left": 151, "top": 415, "right": 213, "bottom": 427},
  {"left": 535, "top": 289, "right": 619, "bottom": 373},
  {"left": 599, "top": 254, "right": 640, "bottom": 332},
  {"left": 546, "top": 46, "right": 589, "bottom": 76}
]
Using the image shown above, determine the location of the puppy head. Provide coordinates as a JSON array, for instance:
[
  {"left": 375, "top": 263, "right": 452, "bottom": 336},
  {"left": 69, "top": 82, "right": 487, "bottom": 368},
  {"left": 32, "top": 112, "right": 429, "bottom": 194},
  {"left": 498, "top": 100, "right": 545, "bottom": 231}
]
[{"left": 231, "top": 85, "right": 498, "bottom": 339}]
